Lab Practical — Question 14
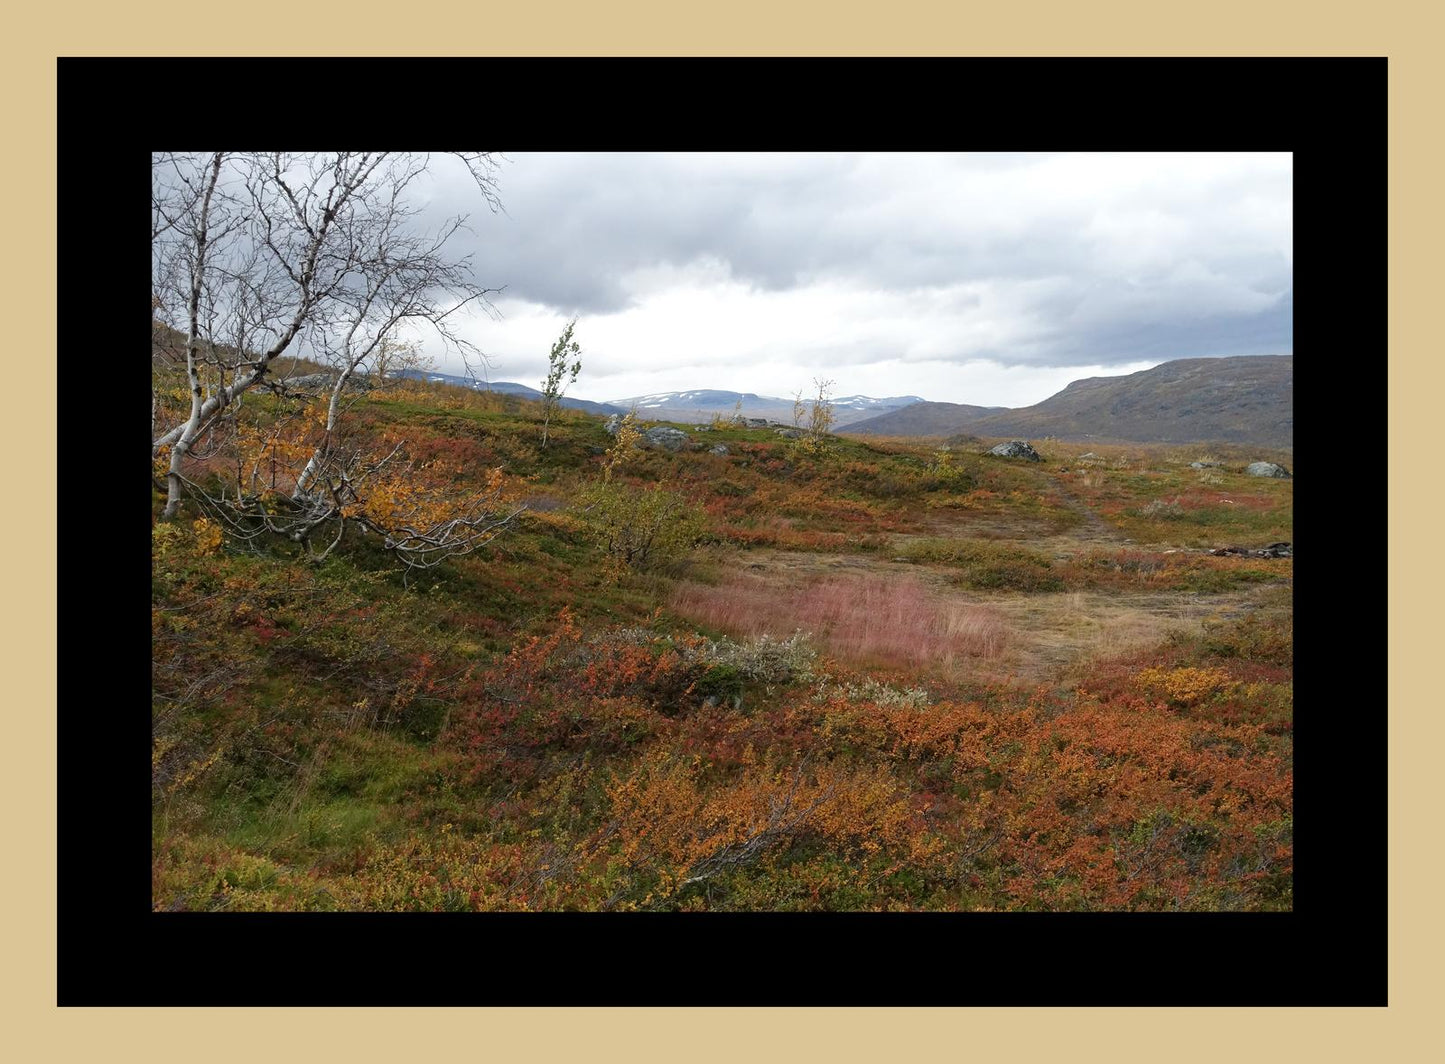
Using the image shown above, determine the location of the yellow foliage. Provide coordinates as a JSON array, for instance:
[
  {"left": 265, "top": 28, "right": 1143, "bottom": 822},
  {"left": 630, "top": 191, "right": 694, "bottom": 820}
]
[
  {"left": 601, "top": 412, "right": 641, "bottom": 482},
  {"left": 151, "top": 521, "right": 185, "bottom": 557},
  {"left": 192, "top": 518, "right": 222, "bottom": 555},
  {"left": 1135, "top": 666, "right": 1235, "bottom": 708}
]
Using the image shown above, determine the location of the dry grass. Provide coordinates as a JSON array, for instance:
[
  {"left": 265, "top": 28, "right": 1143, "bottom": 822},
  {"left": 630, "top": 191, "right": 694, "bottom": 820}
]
[
  {"left": 981, "top": 582, "right": 1290, "bottom": 683},
  {"left": 669, "top": 570, "right": 1009, "bottom": 672}
]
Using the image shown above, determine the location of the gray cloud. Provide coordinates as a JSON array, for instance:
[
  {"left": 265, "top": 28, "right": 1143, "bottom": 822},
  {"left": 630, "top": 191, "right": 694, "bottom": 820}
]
[{"left": 413, "top": 151, "right": 1291, "bottom": 391}]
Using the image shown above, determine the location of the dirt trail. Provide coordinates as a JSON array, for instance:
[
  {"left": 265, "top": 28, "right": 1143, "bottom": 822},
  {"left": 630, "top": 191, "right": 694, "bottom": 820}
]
[{"left": 1042, "top": 471, "right": 1127, "bottom": 548}]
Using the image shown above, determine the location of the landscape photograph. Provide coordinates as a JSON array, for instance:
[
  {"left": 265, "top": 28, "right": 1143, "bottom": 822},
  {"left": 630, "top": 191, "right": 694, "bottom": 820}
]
[{"left": 150, "top": 150, "right": 1294, "bottom": 914}]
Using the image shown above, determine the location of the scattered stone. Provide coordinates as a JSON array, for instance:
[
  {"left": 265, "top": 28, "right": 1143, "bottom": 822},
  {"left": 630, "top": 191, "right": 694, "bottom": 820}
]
[
  {"left": 1190, "top": 460, "right": 1223, "bottom": 469},
  {"left": 1245, "top": 461, "right": 1292, "bottom": 478},
  {"left": 269, "top": 371, "right": 373, "bottom": 394},
  {"left": 643, "top": 426, "right": 689, "bottom": 451},
  {"left": 603, "top": 413, "right": 623, "bottom": 436},
  {"left": 988, "top": 440, "right": 1042, "bottom": 461},
  {"left": 774, "top": 427, "right": 804, "bottom": 439},
  {"left": 709, "top": 444, "right": 730, "bottom": 455},
  {"left": 285, "top": 373, "right": 333, "bottom": 390},
  {"left": 1210, "top": 542, "right": 1293, "bottom": 558}
]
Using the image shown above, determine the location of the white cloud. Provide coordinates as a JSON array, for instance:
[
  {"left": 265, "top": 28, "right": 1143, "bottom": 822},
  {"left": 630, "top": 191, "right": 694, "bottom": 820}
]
[{"left": 419, "top": 151, "right": 1292, "bottom": 407}]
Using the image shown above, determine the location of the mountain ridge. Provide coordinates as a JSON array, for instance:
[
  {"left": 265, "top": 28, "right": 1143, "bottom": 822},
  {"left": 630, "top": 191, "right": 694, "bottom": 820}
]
[
  {"left": 604, "top": 390, "right": 928, "bottom": 428},
  {"left": 393, "top": 369, "right": 628, "bottom": 416},
  {"left": 843, "top": 355, "right": 1293, "bottom": 447}
]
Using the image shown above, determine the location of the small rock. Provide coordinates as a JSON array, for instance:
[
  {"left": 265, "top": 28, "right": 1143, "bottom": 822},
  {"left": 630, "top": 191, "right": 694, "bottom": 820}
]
[
  {"left": 709, "top": 444, "right": 730, "bottom": 455},
  {"left": 774, "top": 427, "right": 804, "bottom": 439}
]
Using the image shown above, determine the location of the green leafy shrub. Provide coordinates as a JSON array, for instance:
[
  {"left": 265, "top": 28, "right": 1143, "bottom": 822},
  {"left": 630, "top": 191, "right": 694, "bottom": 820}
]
[
  {"left": 576, "top": 481, "right": 707, "bottom": 572},
  {"left": 695, "top": 663, "right": 745, "bottom": 705}
]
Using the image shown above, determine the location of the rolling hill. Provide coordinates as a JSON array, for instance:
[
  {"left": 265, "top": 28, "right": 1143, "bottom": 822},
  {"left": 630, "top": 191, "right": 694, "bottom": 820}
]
[
  {"left": 393, "top": 369, "right": 628, "bottom": 416},
  {"left": 844, "top": 355, "right": 1293, "bottom": 447},
  {"left": 606, "top": 390, "right": 926, "bottom": 428}
]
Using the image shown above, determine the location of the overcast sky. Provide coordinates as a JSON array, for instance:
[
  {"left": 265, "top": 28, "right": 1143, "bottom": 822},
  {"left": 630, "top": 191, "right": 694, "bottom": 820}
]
[{"left": 409, "top": 152, "right": 1291, "bottom": 408}]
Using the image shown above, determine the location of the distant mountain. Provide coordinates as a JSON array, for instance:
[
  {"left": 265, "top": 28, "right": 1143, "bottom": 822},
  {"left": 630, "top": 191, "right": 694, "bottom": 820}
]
[
  {"left": 393, "top": 369, "right": 627, "bottom": 416},
  {"left": 844, "top": 356, "right": 1293, "bottom": 447},
  {"left": 836, "top": 401, "right": 1010, "bottom": 437},
  {"left": 607, "top": 390, "right": 926, "bottom": 428}
]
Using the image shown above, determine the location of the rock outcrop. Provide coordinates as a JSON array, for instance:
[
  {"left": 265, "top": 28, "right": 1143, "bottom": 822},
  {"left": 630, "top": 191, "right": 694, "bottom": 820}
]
[
  {"left": 643, "top": 426, "right": 690, "bottom": 451},
  {"left": 1245, "top": 461, "right": 1291, "bottom": 478},
  {"left": 988, "top": 440, "right": 1042, "bottom": 461},
  {"left": 1209, "top": 542, "right": 1293, "bottom": 558}
]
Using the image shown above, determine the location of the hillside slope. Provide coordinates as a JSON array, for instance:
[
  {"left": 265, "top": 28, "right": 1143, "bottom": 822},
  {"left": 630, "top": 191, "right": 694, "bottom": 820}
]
[
  {"left": 845, "top": 355, "right": 1293, "bottom": 447},
  {"left": 152, "top": 367, "right": 1294, "bottom": 915},
  {"left": 394, "top": 369, "right": 627, "bottom": 416},
  {"left": 834, "top": 400, "right": 1007, "bottom": 437}
]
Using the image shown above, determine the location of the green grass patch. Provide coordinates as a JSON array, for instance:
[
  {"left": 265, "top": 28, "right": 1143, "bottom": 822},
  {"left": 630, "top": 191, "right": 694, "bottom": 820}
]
[{"left": 897, "top": 537, "right": 1065, "bottom": 592}]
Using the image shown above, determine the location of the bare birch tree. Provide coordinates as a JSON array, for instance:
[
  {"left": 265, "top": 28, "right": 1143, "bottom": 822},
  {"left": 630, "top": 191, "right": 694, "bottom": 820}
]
[
  {"left": 151, "top": 152, "right": 524, "bottom": 568},
  {"left": 152, "top": 152, "right": 501, "bottom": 511}
]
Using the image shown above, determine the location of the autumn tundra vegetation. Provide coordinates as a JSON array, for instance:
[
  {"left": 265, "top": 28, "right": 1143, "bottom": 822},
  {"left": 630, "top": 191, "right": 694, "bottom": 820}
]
[
  {"left": 151, "top": 357, "right": 1293, "bottom": 912},
  {"left": 151, "top": 153, "right": 1292, "bottom": 912}
]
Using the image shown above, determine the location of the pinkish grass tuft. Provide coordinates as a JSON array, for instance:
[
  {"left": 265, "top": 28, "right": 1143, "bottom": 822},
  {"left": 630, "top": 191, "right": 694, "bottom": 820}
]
[{"left": 670, "top": 572, "right": 1007, "bottom": 670}]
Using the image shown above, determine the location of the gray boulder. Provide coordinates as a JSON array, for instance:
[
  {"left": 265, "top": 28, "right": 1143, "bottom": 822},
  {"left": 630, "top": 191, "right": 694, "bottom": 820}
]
[
  {"left": 285, "top": 373, "right": 334, "bottom": 390},
  {"left": 1245, "top": 461, "right": 1292, "bottom": 478},
  {"left": 988, "top": 440, "right": 1042, "bottom": 461},
  {"left": 643, "top": 426, "right": 689, "bottom": 451},
  {"left": 603, "top": 413, "right": 623, "bottom": 436},
  {"left": 709, "top": 444, "right": 730, "bottom": 456},
  {"left": 1190, "top": 461, "right": 1223, "bottom": 469},
  {"left": 774, "top": 427, "right": 804, "bottom": 439}
]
